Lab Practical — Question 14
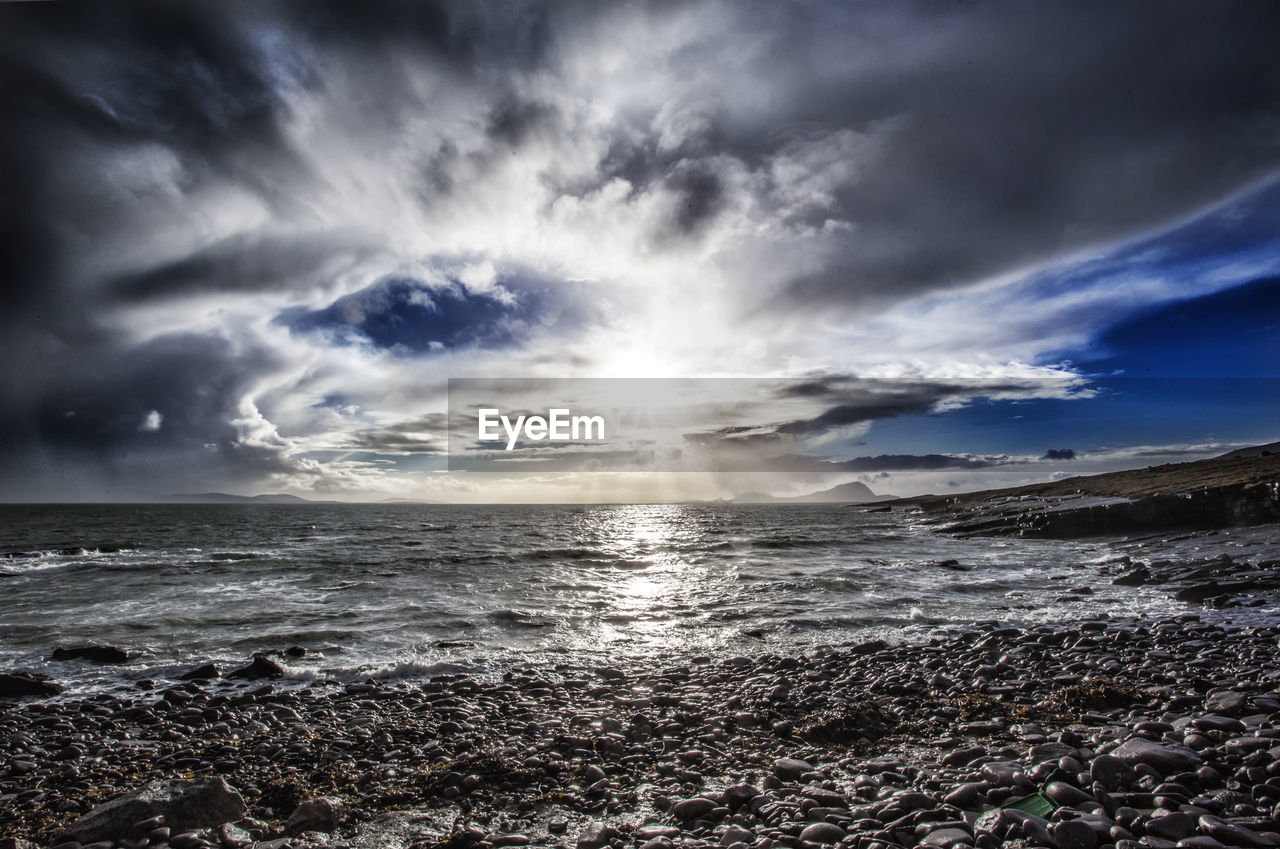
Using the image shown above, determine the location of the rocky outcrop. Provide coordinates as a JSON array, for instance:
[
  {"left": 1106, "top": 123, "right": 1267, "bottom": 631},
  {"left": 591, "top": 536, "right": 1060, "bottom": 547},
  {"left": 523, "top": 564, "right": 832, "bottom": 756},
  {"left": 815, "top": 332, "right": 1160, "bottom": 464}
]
[
  {"left": 913, "top": 449, "right": 1280, "bottom": 539},
  {"left": 939, "top": 481, "right": 1279, "bottom": 539},
  {"left": 55, "top": 778, "right": 246, "bottom": 845},
  {"left": 0, "top": 673, "right": 63, "bottom": 698},
  {"left": 50, "top": 644, "right": 130, "bottom": 664}
]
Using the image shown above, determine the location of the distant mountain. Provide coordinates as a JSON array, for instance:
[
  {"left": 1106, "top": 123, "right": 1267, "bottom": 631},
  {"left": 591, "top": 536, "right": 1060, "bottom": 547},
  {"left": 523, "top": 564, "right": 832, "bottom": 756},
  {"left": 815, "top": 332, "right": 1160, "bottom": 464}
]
[
  {"left": 378, "top": 497, "right": 443, "bottom": 504},
  {"left": 734, "top": 481, "right": 881, "bottom": 503},
  {"left": 166, "top": 492, "right": 332, "bottom": 504}
]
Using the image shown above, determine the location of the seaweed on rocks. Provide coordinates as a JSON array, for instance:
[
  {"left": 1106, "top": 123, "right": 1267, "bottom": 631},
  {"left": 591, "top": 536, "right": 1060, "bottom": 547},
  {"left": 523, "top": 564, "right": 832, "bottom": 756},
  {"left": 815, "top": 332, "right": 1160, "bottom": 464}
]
[
  {"left": 414, "top": 752, "right": 546, "bottom": 804},
  {"left": 1037, "top": 676, "right": 1141, "bottom": 719},
  {"left": 256, "top": 775, "right": 308, "bottom": 819},
  {"left": 798, "top": 698, "right": 893, "bottom": 745}
]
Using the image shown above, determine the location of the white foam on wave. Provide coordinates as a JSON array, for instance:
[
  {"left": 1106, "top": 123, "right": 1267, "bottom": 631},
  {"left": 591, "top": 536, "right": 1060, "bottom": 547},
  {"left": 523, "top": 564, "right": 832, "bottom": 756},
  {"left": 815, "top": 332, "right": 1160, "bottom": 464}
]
[
  {"left": 0, "top": 547, "right": 143, "bottom": 576},
  {"left": 306, "top": 657, "right": 479, "bottom": 682}
]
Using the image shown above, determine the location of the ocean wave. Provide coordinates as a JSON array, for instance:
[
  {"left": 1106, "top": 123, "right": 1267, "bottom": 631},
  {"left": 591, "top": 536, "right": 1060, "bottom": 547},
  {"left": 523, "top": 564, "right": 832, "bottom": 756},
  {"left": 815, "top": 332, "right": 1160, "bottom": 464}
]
[
  {"left": 487, "top": 608, "right": 558, "bottom": 628},
  {"left": 751, "top": 535, "right": 840, "bottom": 550},
  {"left": 0, "top": 547, "right": 146, "bottom": 576},
  {"left": 521, "top": 547, "right": 609, "bottom": 561},
  {"left": 313, "top": 658, "right": 477, "bottom": 682}
]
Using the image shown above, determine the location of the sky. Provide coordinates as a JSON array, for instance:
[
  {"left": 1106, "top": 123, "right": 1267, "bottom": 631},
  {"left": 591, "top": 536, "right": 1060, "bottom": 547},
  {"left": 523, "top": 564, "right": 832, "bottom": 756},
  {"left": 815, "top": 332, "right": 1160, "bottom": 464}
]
[{"left": 1, "top": 0, "right": 1278, "bottom": 503}]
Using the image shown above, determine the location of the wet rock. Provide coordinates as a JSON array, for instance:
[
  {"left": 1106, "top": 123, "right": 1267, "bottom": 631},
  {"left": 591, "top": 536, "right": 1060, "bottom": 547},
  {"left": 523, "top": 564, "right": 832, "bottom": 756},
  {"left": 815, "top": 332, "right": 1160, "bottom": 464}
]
[
  {"left": 0, "top": 672, "right": 63, "bottom": 698},
  {"left": 50, "top": 645, "right": 129, "bottom": 664},
  {"left": 672, "top": 797, "right": 717, "bottom": 821},
  {"left": 1030, "top": 742, "right": 1077, "bottom": 762},
  {"left": 1113, "top": 569, "right": 1150, "bottom": 587},
  {"left": 1090, "top": 754, "right": 1136, "bottom": 790},
  {"left": 942, "top": 746, "right": 986, "bottom": 767},
  {"left": 1204, "top": 690, "right": 1248, "bottom": 715},
  {"left": 228, "top": 655, "right": 285, "bottom": 680},
  {"left": 723, "top": 784, "right": 760, "bottom": 810},
  {"left": 1196, "top": 814, "right": 1276, "bottom": 848},
  {"left": 1044, "top": 781, "right": 1094, "bottom": 807},
  {"left": 1144, "top": 812, "right": 1197, "bottom": 841},
  {"left": 1192, "top": 714, "right": 1246, "bottom": 733},
  {"left": 285, "top": 797, "right": 342, "bottom": 834},
  {"left": 848, "top": 639, "right": 888, "bottom": 655},
  {"left": 797, "top": 822, "right": 845, "bottom": 844},
  {"left": 218, "top": 822, "right": 252, "bottom": 846},
  {"left": 576, "top": 821, "right": 617, "bottom": 849},
  {"left": 773, "top": 757, "right": 813, "bottom": 781},
  {"left": 8, "top": 611, "right": 1280, "bottom": 849},
  {"left": 1054, "top": 819, "right": 1098, "bottom": 849},
  {"left": 1176, "top": 838, "right": 1228, "bottom": 849},
  {"left": 56, "top": 778, "right": 246, "bottom": 845},
  {"left": 1111, "top": 737, "right": 1201, "bottom": 774},
  {"left": 179, "top": 663, "right": 221, "bottom": 680},
  {"left": 921, "top": 826, "right": 971, "bottom": 847},
  {"left": 981, "top": 761, "right": 1022, "bottom": 786},
  {"left": 943, "top": 782, "right": 987, "bottom": 809}
]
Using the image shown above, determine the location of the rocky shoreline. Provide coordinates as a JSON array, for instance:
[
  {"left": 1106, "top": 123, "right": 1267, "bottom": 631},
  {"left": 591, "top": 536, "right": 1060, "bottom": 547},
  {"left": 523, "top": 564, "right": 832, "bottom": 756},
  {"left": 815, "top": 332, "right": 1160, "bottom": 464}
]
[
  {"left": 4, "top": 610, "right": 1280, "bottom": 849},
  {"left": 909, "top": 450, "right": 1280, "bottom": 540}
]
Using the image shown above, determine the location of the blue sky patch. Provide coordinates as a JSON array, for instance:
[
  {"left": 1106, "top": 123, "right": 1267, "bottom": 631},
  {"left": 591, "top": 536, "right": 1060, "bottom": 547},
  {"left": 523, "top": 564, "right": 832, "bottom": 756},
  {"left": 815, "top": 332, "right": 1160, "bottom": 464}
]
[
  {"left": 1074, "top": 275, "right": 1280, "bottom": 378},
  {"left": 279, "top": 276, "right": 535, "bottom": 353}
]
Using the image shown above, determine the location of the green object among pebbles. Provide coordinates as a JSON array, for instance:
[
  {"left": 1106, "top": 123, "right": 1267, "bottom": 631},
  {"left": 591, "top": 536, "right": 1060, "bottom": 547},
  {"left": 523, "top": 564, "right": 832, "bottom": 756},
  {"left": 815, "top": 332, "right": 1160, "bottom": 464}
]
[
  {"left": 975, "top": 789, "right": 1061, "bottom": 832},
  {"left": 1002, "top": 790, "right": 1060, "bottom": 818}
]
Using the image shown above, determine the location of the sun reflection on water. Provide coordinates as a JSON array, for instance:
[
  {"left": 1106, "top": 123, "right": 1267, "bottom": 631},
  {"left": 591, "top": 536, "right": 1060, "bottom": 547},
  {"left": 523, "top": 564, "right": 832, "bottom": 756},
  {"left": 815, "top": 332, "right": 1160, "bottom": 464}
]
[{"left": 569, "top": 503, "right": 725, "bottom": 654}]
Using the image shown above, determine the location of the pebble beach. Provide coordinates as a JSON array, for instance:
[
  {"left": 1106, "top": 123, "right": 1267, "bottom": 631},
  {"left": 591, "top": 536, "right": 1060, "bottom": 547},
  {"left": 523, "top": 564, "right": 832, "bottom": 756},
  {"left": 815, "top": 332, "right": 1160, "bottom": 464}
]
[{"left": 4, "top": 609, "right": 1280, "bottom": 849}]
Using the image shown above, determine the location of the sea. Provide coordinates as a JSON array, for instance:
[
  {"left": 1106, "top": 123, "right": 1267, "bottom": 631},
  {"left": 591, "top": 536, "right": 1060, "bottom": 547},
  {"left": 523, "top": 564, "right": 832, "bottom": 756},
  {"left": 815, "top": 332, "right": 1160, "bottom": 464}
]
[{"left": 2, "top": 503, "right": 1276, "bottom": 697}]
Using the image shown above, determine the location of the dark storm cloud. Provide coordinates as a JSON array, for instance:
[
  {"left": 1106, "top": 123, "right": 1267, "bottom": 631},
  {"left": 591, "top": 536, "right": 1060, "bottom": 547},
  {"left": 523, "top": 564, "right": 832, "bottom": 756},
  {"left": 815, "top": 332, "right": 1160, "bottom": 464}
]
[
  {"left": 663, "top": 164, "right": 725, "bottom": 242},
  {"left": 0, "top": 0, "right": 516, "bottom": 314},
  {"left": 7, "top": 0, "right": 1280, "bottom": 290},
  {"left": 775, "top": 400, "right": 934, "bottom": 435},
  {"left": 6, "top": 0, "right": 1278, "bottom": 319},
  {"left": 107, "top": 233, "right": 382, "bottom": 303},
  {"left": 346, "top": 414, "right": 448, "bottom": 454},
  {"left": 0, "top": 331, "right": 293, "bottom": 496},
  {"left": 770, "top": 378, "right": 1040, "bottom": 436},
  {"left": 0, "top": 1, "right": 316, "bottom": 217},
  {"left": 486, "top": 97, "right": 561, "bottom": 148},
  {"left": 722, "top": 0, "right": 1280, "bottom": 311}
]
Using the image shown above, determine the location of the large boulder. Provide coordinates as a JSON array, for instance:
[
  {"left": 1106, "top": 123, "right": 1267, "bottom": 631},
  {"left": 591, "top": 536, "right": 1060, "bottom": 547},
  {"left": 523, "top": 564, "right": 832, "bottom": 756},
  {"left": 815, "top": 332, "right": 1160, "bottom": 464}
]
[
  {"left": 229, "top": 654, "right": 285, "bottom": 680},
  {"left": 0, "top": 673, "right": 63, "bottom": 698},
  {"left": 285, "top": 797, "right": 342, "bottom": 834},
  {"left": 50, "top": 645, "right": 130, "bottom": 664},
  {"left": 179, "top": 662, "right": 221, "bottom": 680},
  {"left": 56, "top": 778, "right": 246, "bottom": 845}
]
